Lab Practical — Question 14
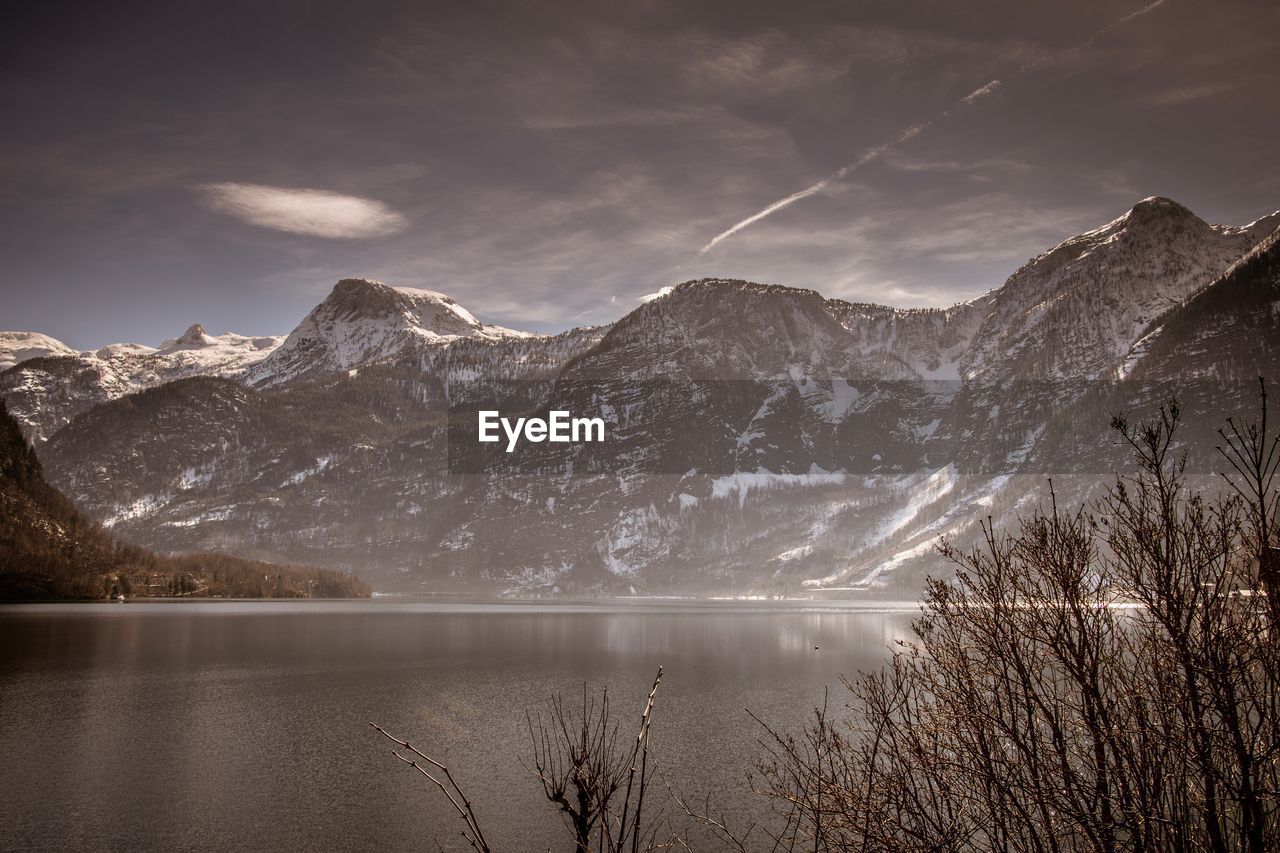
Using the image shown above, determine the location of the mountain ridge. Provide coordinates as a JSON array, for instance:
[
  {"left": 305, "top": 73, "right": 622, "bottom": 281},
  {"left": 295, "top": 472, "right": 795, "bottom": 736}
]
[{"left": 4, "top": 196, "right": 1278, "bottom": 595}]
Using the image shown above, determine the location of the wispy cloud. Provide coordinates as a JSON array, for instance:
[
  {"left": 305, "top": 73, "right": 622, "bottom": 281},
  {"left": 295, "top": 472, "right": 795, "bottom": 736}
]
[
  {"left": 1137, "top": 82, "right": 1236, "bottom": 108},
  {"left": 198, "top": 183, "right": 408, "bottom": 238},
  {"left": 882, "top": 154, "right": 1034, "bottom": 177}
]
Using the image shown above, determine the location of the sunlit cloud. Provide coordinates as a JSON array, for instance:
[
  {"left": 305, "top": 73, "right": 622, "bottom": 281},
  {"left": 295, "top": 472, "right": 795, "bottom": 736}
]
[{"left": 198, "top": 182, "right": 408, "bottom": 238}]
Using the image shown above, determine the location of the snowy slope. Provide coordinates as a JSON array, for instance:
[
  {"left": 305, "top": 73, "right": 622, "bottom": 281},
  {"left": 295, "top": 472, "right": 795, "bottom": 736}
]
[
  {"left": 0, "top": 324, "right": 284, "bottom": 442},
  {"left": 0, "top": 332, "right": 78, "bottom": 370},
  {"left": 105, "top": 324, "right": 286, "bottom": 386}
]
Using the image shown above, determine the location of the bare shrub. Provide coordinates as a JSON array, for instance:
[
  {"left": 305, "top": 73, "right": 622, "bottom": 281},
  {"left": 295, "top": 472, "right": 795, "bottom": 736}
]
[
  {"left": 758, "top": 389, "right": 1280, "bottom": 851},
  {"left": 372, "top": 667, "right": 664, "bottom": 852}
]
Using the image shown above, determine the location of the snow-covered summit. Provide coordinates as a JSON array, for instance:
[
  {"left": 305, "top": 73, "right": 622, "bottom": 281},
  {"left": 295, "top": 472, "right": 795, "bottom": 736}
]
[
  {"left": 0, "top": 332, "right": 79, "bottom": 370},
  {"left": 127, "top": 324, "right": 286, "bottom": 383},
  {"left": 161, "top": 324, "right": 216, "bottom": 348},
  {"left": 154, "top": 323, "right": 282, "bottom": 356},
  {"left": 246, "top": 278, "right": 534, "bottom": 387},
  {"left": 1, "top": 323, "right": 284, "bottom": 442},
  {"left": 92, "top": 342, "right": 159, "bottom": 359}
]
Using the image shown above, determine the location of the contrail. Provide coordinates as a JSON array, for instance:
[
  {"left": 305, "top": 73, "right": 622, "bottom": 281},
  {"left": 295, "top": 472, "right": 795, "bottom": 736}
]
[
  {"left": 697, "top": 0, "right": 1173, "bottom": 255},
  {"left": 699, "top": 121, "right": 929, "bottom": 254}
]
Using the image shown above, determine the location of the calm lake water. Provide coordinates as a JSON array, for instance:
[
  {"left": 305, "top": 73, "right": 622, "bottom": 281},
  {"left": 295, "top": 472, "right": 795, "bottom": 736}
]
[{"left": 0, "top": 599, "right": 916, "bottom": 851}]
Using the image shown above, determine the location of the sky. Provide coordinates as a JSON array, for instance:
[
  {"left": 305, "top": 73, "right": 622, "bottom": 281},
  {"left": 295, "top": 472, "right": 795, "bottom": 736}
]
[{"left": 1, "top": 0, "right": 1277, "bottom": 348}]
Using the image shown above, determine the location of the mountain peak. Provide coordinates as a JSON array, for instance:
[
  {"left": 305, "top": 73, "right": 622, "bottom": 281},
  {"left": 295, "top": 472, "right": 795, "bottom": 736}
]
[
  {"left": 329, "top": 277, "right": 453, "bottom": 302},
  {"left": 176, "top": 324, "right": 209, "bottom": 345},
  {"left": 321, "top": 278, "right": 483, "bottom": 329},
  {"left": 1133, "top": 195, "right": 1185, "bottom": 210},
  {"left": 1125, "top": 196, "right": 1197, "bottom": 223},
  {"left": 246, "top": 278, "right": 533, "bottom": 387},
  {"left": 329, "top": 277, "right": 398, "bottom": 299},
  {"left": 334, "top": 277, "right": 382, "bottom": 289},
  {"left": 158, "top": 323, "right": 217, "bottom": 351},
  {"left": 967, "top": 195, "right": 1266, "bottom": 384}
]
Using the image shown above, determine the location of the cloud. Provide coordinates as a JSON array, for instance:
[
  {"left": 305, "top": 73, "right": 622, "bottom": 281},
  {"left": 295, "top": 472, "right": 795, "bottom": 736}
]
[
  {"left": 198, "top": 182, "right": 408, "bottom": 238},
  {"left": 1137, "top": 82, "right": 1237, "bottom": 108}
]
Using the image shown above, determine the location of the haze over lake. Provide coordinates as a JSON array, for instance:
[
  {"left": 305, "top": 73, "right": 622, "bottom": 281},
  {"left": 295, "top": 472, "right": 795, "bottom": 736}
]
[{"left": 0, "top": 599, "right": 915, "bottom": 851}]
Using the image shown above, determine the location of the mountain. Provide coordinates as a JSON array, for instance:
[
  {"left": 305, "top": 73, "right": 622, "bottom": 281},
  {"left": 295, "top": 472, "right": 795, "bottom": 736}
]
[
  {"left": 1022, "top": 221, "right": 1280, "bottom": 488},
  {"left": 0, "top": 280, "right": 564, "bottom": 442},
  {"left": 5, "top": 197, "right": 1279, "bottom": 595},
  {"left": 939, "top": 197, "right": 1280, "bottom": 475},
  {"left": 245, "top": 278, "right": 533, "bottom": 388},
  {"left": 0, "top": 324, "right": 284, "bottom": 442},
  {"left": 0, "top": 332, "right": 78, "bottom": 370},
  {"left": 0, "top": 399, "right": 371, "bottom": 600},
  {"left": 147, "top": 323, "right": 285, "bottom": 379},
  {"left": 963, "top": 197, "right": 1272, "bottom": 385}
]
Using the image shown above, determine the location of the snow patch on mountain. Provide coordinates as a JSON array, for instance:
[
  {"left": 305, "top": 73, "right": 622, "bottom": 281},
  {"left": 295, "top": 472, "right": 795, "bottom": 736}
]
[
  {"left": 282, "top": 455, "right": 332, "bottom": 487},
  {"left": 711, "top": 466, "right": 847, "bottom": 509},
  {"left": 875, "top": 464, "right": 957, "bottom": 542},
  {"left": 1117, "top": 325, "right": 1163, "bottom": 380},
  {"left": 102, "top": 493, "right": 170, "bottom": 528},
  {"left": 818, "top": 378, "right": 861, "bottom": 422}
]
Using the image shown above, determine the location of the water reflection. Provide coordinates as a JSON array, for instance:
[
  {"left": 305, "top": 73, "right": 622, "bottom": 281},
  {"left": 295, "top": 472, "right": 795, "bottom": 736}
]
[{"left": 0, "top": 600, "right": 916, "bottom": 851}]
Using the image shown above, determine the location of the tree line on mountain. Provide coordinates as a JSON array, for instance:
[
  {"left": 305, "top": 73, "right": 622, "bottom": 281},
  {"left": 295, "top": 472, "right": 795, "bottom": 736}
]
[
  {"left": 373, "top": 386, "right": 1280, "bottom": 851},
  {"left": 0, "top": 399, "right": 370, "bottom": 601}
]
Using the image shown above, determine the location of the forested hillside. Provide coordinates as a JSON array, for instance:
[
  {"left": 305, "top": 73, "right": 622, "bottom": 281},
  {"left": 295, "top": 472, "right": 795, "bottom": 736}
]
[{"left": 0, "top": 400, "right": 370, "bottom": 600}]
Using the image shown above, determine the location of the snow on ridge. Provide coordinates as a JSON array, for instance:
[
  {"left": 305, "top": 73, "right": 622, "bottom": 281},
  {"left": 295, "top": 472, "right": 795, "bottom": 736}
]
[
  {"left": 282, "top": 455, "right": 332, "bottom": 487},
  {"left": 93, "top": 342, "right": 159, "bottom": 358},
  {"left": 2, "top": 324, "right": 283, "bottom": 401},
  {"left": 389, "top": 284, "right": 457, "bottom": 302},
  {"left": 0, "top": 331, "right": 79, "bottom": 369},
  {"left": 247, "top": 278, "right": 547, "bottom": 386},
  {"left": 802, "top": 469, "right": 1014, "bottom": 590}
]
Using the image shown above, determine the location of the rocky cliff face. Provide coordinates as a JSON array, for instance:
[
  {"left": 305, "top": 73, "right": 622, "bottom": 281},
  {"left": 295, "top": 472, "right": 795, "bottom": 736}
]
[{"left": 6, "top": 197, "right": 1279, "bottom": 595}]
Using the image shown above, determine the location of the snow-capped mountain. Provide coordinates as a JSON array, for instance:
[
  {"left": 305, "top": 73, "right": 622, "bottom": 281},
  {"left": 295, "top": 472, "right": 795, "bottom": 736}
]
[
  {"left": 246, "top": 278, "right": 532, "bottom": 388},
  {"left": 7, "top": 197, "right": 1279, "bottom": 595},
  {"left": 119, "top": 324, "right": 286, "bottom": 384},
  {"left": 0, "top": 332, "right": 79, "bottom": 370},
  {"left": 0, "top": 323, "right": 285, "bottom": 442},
  {"left": 0, "top": 280, "right": 546, "bottom": 441}
]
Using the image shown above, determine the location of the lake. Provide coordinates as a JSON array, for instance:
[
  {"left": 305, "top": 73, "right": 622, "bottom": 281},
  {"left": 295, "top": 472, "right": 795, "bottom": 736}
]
[{"left": 0, "top": 599, "right": 917, "bottom": 851}]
